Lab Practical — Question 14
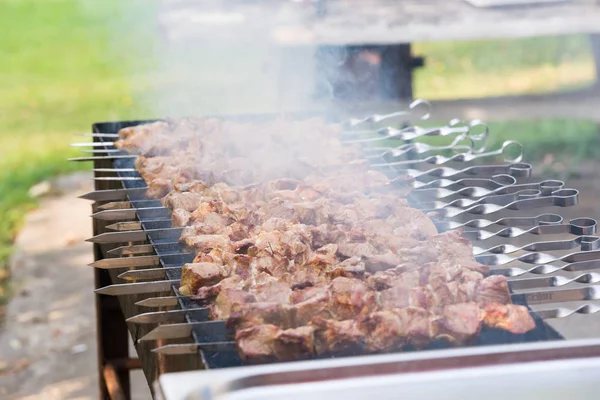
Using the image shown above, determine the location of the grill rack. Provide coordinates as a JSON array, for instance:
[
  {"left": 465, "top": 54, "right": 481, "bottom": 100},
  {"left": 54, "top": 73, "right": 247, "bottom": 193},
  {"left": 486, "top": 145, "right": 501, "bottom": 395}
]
[{"left": 74, "top": 107, "right": 600, "bottom": 399}]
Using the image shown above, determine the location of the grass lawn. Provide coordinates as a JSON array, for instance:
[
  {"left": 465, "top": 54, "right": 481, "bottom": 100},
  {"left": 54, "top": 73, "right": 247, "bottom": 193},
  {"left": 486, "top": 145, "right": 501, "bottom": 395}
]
[{"left": 0, "top": 0, "right": 598, "bottom": 304}]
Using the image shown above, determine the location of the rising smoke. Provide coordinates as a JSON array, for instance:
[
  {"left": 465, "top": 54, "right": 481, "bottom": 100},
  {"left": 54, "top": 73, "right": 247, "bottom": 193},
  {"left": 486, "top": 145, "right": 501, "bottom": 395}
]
[{"left": 108, "top": 0, "right": 329, "bottom": 118}]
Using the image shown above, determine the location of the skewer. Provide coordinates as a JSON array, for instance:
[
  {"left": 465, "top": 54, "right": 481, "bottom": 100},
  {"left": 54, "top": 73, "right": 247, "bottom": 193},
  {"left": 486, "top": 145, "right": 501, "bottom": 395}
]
[
  {"left": 135, "top": 295, "right": 181, "bottom": 308},
  {"left": 473, "top": 235, "right": 600, "bottom": 256},
  {"left": 428, "top": 189, "right": 578, "bottom": 219},
  {"left": 75, "top": 132, "right": 120, "bottom": 138},
  {"left": 98, "top": 201, "right": 131, "bottom": 211},
  {"left": 362, "top": 134, "right": 474, "bottom": 160},
  {"left": 93, "top": 168, "right": 136, "bottom": 174},
  {"left": 411, "top": 179, "right": 563, "bottom": 204},
  {"left": 107, "top": 244, "right": 156, "bottom": 257},
  {"left": 106, "top": 219, "right": 172, "bottom": 231},
  {"left": 395, "top": 163, "right": 533, "bottom": 185},
  {"left": 106, "top": 242, "right": 181, "bottom": 257},
  {"left": 435, "top": 213, "right": 564, "bottom": 232},
  {"left": 535, "top": 303, "right": 600, "bottom": 319},
  {"left": 79, "top": 187, "right": 148, "bottom": 201},
  {"left": 118, "top": 266, "right": 183, "bottom": 281},
  {"left": 478, "top": 247, "right": 600, "bottom": 267},
  {"left": 90, "top": 206, "right": 168, "bottom": 221},
  {"left": 94, "top": 279, "right": 179, "bottom": 296},
  {"left": 93, "top": 176, "right": 145, "bottom": 181},
  {"left": 508, "top": 272, "right": 600, "bottom": 291},
  {"left": 139, "top": 320, "right": 231, "bottom": 342},
  {"left": 463, "top": 217, "right": 596, "bottom": 241},
  {"left": 86, "top": 227, "right": 183, "bottom": 244},
  {"left": 125, "top": 307, "right": 208, "bottom": 324},
  {"left": 418, "top": 188, "right": 543, "bottom": 212},
  {"left": 71, "top": 142, "right": 116, "bottom": 147},
  {"left": 69, "top": 155, "right": 137, "bottom": 162},
  {"left": 372, "top": 140, "right": 522, "bottom": 168},
  {"left": 106, "top": 221, "right": 142, "bottom": 231},
  {"left": 151, "top": 342, "right": 233, "bottom": 355},
  {"left": 81, "top": 149, "right": 120, "bottom": 154},
  {"left": 96, "top": 199, "right": 162, "bottom": 211},
  {"left": 89, "top": 255, "right": 161, "bottom": 269},
  {"left": 345, "top": 119, "right": 488, "bottom": 144},
  {"left": 346, "top": 99, "right": 432, "bottom": 127},
  {"left": 89, "top": 253, "right": 192, "bottom": 270},
  {"left": 494, "top": 259, "right": 600, "bottom": 277}
]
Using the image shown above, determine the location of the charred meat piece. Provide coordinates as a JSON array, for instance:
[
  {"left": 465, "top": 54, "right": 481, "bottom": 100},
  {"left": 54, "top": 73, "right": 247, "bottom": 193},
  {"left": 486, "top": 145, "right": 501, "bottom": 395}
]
[{"left": 481, "top": 303, "right": 536, "bottom": 334}]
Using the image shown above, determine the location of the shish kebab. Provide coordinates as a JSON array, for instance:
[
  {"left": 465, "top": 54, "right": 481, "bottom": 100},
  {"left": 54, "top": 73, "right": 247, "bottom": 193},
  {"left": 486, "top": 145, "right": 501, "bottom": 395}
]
[{"left": 86, "top": 114, "right": 548, "bottom": 363}]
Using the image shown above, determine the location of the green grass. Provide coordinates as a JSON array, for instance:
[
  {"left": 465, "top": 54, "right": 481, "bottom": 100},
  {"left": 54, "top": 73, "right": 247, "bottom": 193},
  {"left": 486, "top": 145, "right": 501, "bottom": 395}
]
[
  {"left": 414, "top": 36, "right": 596, "bottom": 98},
  {"left": 0, "top": 0, "right": 154, "bottom": 302},
  {"left": 0, "top": 0, "right": 598, "bottom": 304}
]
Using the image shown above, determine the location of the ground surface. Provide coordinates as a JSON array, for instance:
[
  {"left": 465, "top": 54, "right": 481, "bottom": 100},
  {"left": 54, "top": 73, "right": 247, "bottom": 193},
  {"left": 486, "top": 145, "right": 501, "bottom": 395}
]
[{"left": 0, "top": 173, "right": 149, "bottom": 400}]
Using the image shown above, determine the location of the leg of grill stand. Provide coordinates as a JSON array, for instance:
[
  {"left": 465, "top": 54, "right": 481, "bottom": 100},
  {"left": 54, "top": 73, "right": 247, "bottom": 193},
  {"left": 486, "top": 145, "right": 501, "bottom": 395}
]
[{"left": 95, "top": 266, "right": 132, "bottom": 400}]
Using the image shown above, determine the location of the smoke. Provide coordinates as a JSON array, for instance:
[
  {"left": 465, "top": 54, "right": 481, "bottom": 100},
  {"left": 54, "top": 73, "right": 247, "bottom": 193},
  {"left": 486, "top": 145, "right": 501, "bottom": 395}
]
[{"left": 103, "top": 0, "right": 329, "bottom": 118}]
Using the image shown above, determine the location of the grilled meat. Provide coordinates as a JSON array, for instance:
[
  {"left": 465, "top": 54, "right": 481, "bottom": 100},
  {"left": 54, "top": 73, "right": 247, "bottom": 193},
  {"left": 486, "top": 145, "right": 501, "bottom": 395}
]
[{"left": 114, "top": 119, "right": 537, "bottom": 362}]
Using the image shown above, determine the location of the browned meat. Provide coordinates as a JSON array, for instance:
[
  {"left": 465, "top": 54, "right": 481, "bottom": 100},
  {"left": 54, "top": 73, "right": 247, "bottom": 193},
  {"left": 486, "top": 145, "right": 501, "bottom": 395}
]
[
  {"left": 482, "top": 303, "right": 536, "bottom": 334},
  {"left": 433, "top": 302, "right": 482, "bottom": 345},
  {"left": 274, "top": 325, "right": 316, "bottom": 361},
  {"left": 116, "top": 118, "right": 537, "bottom": 363},
  {"left": 328, "top": 277, "right": 376, "bottom": 320},
  {"left": 236, "top": 324, "right": 281, "bottom": 364},
  {"left": 163, "top": 191, "right": 205, "bottom": 212},
  {"left": 178, "top": 262, "right": 231, "bottom": 296},
  {"left": 250, "top": 281, "right": 292, "bottom": 303},
  {"left": 192, "top": 275, "right": 245, "bottom": 301},
  {"left": 360, "top": 311, "right": 405, "bottom": 352},
  {"left": 210, "top": 289, "right": 256, "bottom": 320},
  {"left": 171, "top": 209, "right": 191, "bottom": 227},
  {"left": 312, "top": 317, "right": 364, "bottom": 356},
  {"left": 184, "top": 234, "right": 233, "bottom": 253},
  {"left": 466, "top": 275, "right": 511, "bottom": 306}
]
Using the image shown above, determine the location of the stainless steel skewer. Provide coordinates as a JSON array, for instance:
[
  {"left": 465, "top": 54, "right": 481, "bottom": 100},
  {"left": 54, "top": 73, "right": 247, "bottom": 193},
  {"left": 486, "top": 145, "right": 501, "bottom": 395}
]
[
  {"left": 463, "top": 217, "right": 596, "bottom": 241},
  {"left": 478, "top": 248, "right": 600, "bottom": 267},
  {"left": 473, "top": 235, "right": 600, "bottom": 256},
  {"left": 428, "top": 189, "right": 578, "bottom": 219}
]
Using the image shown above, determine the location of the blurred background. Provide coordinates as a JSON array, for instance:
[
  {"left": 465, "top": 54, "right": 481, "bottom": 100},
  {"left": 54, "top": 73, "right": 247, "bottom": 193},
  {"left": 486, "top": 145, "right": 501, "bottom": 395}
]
[{"left": 1, "top": 0, "right": 600, "bottom": 399}]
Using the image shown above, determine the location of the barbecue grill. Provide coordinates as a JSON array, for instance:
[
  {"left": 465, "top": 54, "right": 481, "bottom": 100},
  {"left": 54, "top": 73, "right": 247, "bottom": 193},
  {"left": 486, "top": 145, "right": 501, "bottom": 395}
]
[{"left": 71, "top": 101, "right": 600, "bottom": 400}]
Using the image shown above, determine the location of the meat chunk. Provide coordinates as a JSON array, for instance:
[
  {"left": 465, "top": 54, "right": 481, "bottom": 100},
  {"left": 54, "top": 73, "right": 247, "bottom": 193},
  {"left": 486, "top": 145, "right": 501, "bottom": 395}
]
[
  {"left": 210, "top": 289, "right": 256, "bottom": 320},
  {"left": 433, "top": 302, "right": 482, "bottom": 345},
  {"left": 274, "top": 325, "right": 316, "bottom": 361},
  {"left": 184, "top": 234, "right": 233, "bottom": 253},
  {"left": 236, "top": 324, "right": 281, "bottom": 364},
  {"left": 178, "top": 262, "right": 230, "bottom": 296},
  {"left": 312, "top": 317, "right": 364, "bottom": 355},
  {"left": 360, "top": 311, "right": 405, "bottom": 352},
  {"left": 481, "top": 303, "right": 536, "bottom": 334}
]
